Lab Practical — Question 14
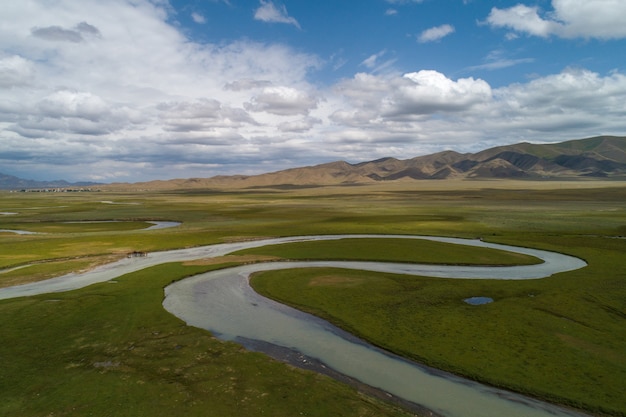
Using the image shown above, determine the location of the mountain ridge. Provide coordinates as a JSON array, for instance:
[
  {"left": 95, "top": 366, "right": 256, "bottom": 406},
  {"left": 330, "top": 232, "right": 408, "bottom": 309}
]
[
  {"left": 113, "top": 135, "right": 626, "bottom": 190},
  {"left": 197, "top": 135, "right": 625, "bottom": 188},
  {"left": 3, "top": 136, "right": 625, "bottom": 190},
  {"left": 0, "top": 173, "right": 101, "bottom": 191}
]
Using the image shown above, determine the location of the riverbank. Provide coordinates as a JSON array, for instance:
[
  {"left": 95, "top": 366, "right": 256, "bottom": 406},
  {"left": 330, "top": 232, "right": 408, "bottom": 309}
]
[
  {"left": 238, "top": 337, "right": 444, "bottom": 417},
  {"left": 1, "top": 235, "right": 588, "bottom": 416},
  {"left": 2, "top": 184, "right": 624, "bottom": 417},
  {"left": 162, "top": 237, "right": 588, "bottom": 417}
]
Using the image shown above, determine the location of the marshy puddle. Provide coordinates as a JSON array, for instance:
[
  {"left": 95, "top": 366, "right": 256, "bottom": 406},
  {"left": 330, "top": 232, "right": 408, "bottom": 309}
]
[{"left": 464, "top": 296, "right": 494, "bottom": 305}]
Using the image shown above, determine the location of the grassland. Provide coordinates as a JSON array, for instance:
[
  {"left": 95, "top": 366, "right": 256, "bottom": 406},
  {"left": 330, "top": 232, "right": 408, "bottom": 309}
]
[
  {"left": 232, "top": 237, "right": 541, "bottom": 266},
  {"left": 1, "top": 180, "right": 625, "bottom": 416}
]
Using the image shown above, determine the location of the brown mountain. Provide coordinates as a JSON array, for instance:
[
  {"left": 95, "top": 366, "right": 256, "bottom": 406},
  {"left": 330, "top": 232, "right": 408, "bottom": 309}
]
[{"left": 108, "top": 136, "right": 626, "bottom": 190}]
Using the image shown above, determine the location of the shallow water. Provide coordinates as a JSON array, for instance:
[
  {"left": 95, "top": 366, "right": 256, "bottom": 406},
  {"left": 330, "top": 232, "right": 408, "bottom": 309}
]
[
  {"left": 464, "top": 296, "right": 494, "bottom": 305},
  {"left": 144, "top": 221, "right": 181, "bottom": 230},
  {"left": 161, "top": 236, "right": 588, "bottom": 417},
  {"left": 62, "top": 220, "right": 181, "bottom": 230},
  {"left": 0, "top": 235, "right": 586, "bottom": 300},
  {"left": 163, "top": 261, "right": 589, "bottom": 417},
  {"left": 0, "top": 221, "right": 180, "bottom": 237},
  {"left": 0, "top": 229, "right": 40, "bottom": 235}
]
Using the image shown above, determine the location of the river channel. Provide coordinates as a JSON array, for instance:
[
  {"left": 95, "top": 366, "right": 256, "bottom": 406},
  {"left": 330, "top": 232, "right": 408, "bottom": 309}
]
[{"left": 0, "top": 235, "right": 589, "bottom": 417}]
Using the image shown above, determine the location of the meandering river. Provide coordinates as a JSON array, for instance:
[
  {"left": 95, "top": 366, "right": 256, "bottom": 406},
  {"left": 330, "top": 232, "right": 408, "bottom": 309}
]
[{"left": 0, "top": 235, "right": 589, "bottom": 417}]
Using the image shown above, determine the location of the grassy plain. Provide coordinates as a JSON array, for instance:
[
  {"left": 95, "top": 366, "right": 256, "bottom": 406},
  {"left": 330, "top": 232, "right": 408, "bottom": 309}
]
[
  {"left": 232, "top": 238, "right": 541, "bottom": 266},
  {"left": 1, "top": 180, "right": 625, "bottom": 416}
]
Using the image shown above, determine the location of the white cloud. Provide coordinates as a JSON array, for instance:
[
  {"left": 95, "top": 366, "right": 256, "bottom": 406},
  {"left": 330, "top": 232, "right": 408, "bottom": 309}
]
[
  {"left": 387, "top": 71, "right": 492, "bottom": 116},
  {"left": 157, "top": 99, "right": 257, "bottom": 132},
  {"left": 278, "top": 117, "right": 322, "bottom": 133},
  {"left": 0, "top": 0, "right": 321, "bottom": 180},
  {"left": 191, "top": 12, "right": 206, "bottom": 24},
  {"left": 467, "top": 58, "right": 534, "bottom": 71},
  {"left": 1, "top": 0, "right": 625, "bottom": 182},
  {"left": 486, "top": 5, "right": 561, "bottom": 38},
  {"left": 244, "top": 86, "right": 317, "bottom": 116},
  {"left": 466, "top": 50, "right": 534, "bottom": 71},
  {"left": 487, "top": 0, "right": 626, "bottom": 39},
  {"left": 38, "top": 90, "right": 110, "bottom": 121},
  {"left": 333, "top": 71, "right": 492, "bottom": 124},
  {"left": 496, "top": 68, "right": 626, "bottom": 115},
  {"left": 360, "top": 50, "right": 397, "bottom": 74},
  {"left": 326, "top": 67, "right": 626, "bottom": 159},
  {"left": 0, "top": 55, "right": 35, "bottom": 88},
  {"left": 5, "top": 89, "right": 139, "bottom": 140},
  {"left": 254, "top": 0, "right": 300, "bottom": 29},
  {"left": 417, "top": 24, "right": 455, "bottom": 43},
  {"left": 361, "top": 51, "right": 384, "bottom": 69}
]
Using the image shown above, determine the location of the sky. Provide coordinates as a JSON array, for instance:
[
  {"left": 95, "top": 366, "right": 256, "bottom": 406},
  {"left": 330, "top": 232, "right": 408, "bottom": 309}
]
[{"left": 1, "top": 0, "right": 625, "bottom": 183}]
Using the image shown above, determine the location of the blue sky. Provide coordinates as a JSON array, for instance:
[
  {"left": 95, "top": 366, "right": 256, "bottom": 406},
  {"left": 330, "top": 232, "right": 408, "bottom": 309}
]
[
  {"left": 172, "top": 0, "right": 624, "bottom": 87},
  {"left": 1, "top": 0, "right": 625, "bottom": 182}
]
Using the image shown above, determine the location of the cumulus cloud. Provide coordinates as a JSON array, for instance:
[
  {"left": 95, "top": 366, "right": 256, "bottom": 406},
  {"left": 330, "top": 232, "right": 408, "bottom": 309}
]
[
  {"left": 157, "top": 99, "right": 257, "bottom": 131},
  {"left": 386, "top": 71, "right": 491, "bottom": 116},
  {"left": 417, "top": 24, "right": 455, "bottom": 43},
  {"left": 326, "top": 67, "right": 626, "bottom": 159},
  {"left": 1, "top": 0, "right": 625, "bottom": 182},
  {"left": 38, "top": 90, "right": 110, "bottom": 121},
  {"left": 5, "top": 90, "right": 140, "bottom": 140},
  {"left": 0, "top": 0, "right": 319, "bottom": 180},
  {"left": 333, "top": 71, "right": 491, "bottom": 123},
  {"left": 487, "top": 0, "right": 626, "bottom": 39},
  {"left": 0, "top": 55, "right": 35, "bottom": 88},
  {"left": 254, "top": 0, "right": 300, "bottom": 29},
  {"left": 486, "top": 5, "right": 561, "bottom": 38},
  {"left": 278, "top": 117, "right": 322, "bottom": 133},
  {"left": 244, "top": 86, "right": 317, "bottom": 116},
  {"left": 496, "top": 68, "right": 626, "bottom": 115}
]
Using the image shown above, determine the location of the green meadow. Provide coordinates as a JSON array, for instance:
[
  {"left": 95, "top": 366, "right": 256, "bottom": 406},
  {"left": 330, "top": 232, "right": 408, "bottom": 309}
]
[{"left": 1, "top": 181, "right": 625, "bottom": 416}]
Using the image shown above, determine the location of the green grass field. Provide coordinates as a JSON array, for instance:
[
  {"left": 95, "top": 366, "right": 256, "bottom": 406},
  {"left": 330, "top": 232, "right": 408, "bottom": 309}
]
[
  {"left": 249, "top": 236, "right": 626, "bottom": 415},
  {"left": 232, "top": 237, "right": 541, "bottom": 265},
  {"left": 1, "top": 181, "right": 625, "bottom": 416}
]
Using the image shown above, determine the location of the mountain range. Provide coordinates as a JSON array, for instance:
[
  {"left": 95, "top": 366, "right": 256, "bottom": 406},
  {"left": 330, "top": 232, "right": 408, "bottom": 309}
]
[
  {"left": 116, "top": 135, "right": 626, "bottom": 189},
  {"left": 2, "top": 136, "right": 625, "bottom": 190},
  {"left": 0, "top": 173, "right": 100, "bottom": 191}
]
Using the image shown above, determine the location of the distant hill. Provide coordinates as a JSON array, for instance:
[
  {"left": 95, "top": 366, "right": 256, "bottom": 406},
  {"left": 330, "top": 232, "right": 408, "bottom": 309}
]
[
  {"left": 107, "top": 135, "right": 626, "bottom": 190},
  {"left": 0, "top": 173, "right": 100, "bottom": 190},
  {"left": 7, "top": 136, "right": 624, "bottom": 191}
]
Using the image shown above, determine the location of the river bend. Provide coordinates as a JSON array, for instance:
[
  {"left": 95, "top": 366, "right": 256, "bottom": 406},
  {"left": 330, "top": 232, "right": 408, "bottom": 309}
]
[{"left": 0, "top": 235, "right": 588, "bottom": 417}]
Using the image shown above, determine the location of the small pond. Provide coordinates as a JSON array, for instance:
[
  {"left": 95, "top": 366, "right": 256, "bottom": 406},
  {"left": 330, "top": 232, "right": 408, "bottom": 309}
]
[{"left": 464, "top": 296, "right": 494, "bottom": 305}]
